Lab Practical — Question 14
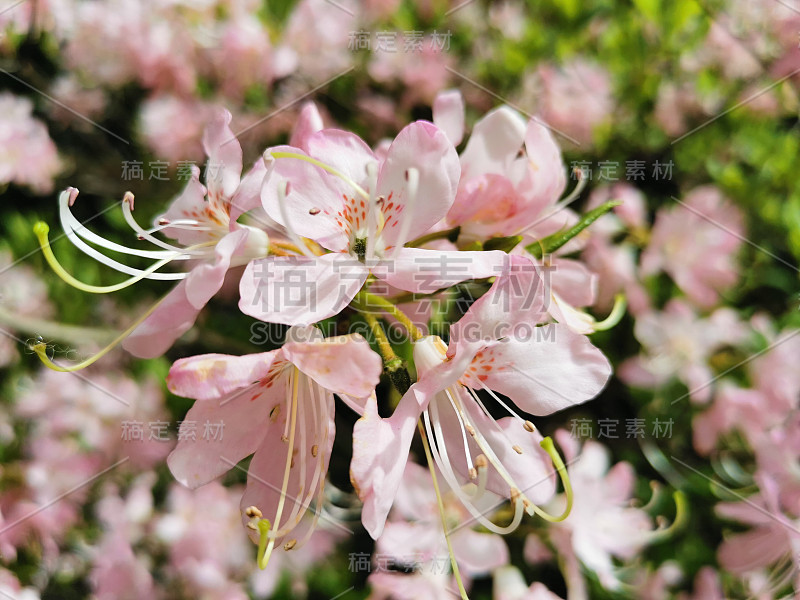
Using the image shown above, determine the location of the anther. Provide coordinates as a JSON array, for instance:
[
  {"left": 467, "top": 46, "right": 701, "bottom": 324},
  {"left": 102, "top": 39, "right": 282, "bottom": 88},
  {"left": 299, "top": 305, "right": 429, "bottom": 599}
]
[
  {"left": 311, "top": 444, "right": 318, "bottom": 457},
  {"left": 269, "top": 406, "right": 280, "bottom": 422},
  {"left": 66, "top": 186, "right": 79, "bottom": 207},
  {"left": 512, "top": 445, "right": 523, "bottom": 455},
  {"left": 283, "top": 539, "right": 297, "bottom": 551},
  {"left": 510, "top": 487, "right": 521, "bottom": 503},
  {"left": 245, "top": 506, "right": 263, "bottom": 518},
  {"left": 465, "top": 424, "right": 476, "bottom": 436},
  {"left": 475, "top": 454, "right": 488, "bottom": 469},
  {"left": 308, "top": 207, "right": 321, "bottom": 215},
  {"left": 523, "top": 420, "right": 535, "bottom": 432},
  {"left": 281, "top": 434, "right": 289, "bottom": 442}
]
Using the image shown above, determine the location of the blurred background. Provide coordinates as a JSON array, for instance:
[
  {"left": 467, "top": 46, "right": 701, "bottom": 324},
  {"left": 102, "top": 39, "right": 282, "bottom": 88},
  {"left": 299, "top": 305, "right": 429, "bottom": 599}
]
[{"left": 0, "top": 0, "right": 799, "bottom": 598}]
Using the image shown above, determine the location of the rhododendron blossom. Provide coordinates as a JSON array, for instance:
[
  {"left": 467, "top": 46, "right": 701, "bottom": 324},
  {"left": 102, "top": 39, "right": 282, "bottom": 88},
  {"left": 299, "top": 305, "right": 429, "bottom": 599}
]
[
  {"left": 351, "top": 260, "right": 612, "bottom": 539},
  {"left": 240, "top": 120, "right": 508, "bottom": 325},
  {"left": 166, "top": 325, "right": 382, "bottom": 567},
  {"left": 34, "top": 110, "right": 273, "bottom": 362}
]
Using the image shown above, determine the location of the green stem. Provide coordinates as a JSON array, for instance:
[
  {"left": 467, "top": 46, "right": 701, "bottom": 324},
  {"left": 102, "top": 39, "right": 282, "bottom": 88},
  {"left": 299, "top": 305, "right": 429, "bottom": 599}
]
[
  {"left": 407, "top": 226, "right": 461, "bottom": 248},
  {"left": 418, "top": 421, "right": 470, "bottom": 600},
  {"left": 0, "top": 306, "right": 114, "bottom": 346},
  {"left": 525, "top": 200, "right": 622, "bottom": 259},
  {"left": 354, "top": 291, "right": 425, "bottom": 341}
]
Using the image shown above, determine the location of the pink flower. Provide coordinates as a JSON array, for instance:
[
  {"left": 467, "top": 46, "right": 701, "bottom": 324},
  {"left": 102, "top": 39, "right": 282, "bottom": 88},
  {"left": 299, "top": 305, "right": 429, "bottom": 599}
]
[
  {"left": 166, "top": 325, "right": 382, "bottom": 561},
  {"left": 368, "top": 461, "right": 509, "bottom": 597},
  {"left": 138, "top": 94, "right": 211, "bottom": 162},
  {"left": 48, "top": 109, "right": 271, "bottom": 359},
  {"left": 544, "top": 432, "right": 658, "bottom": 593},
  {"left": 240, "top": 121, "right": 507, "bottom": 325},
  {"left": 0, "top": 93, "right": 61, "bottom": 194},
  {"left": 535, "top": 59, "right": 614, "bottom": 147},
  {"left": 716, "top": 473, "right": 800, "bottom": 583},
  {"left": 432, "top": 90, "right": 570, "bottom": 242},
  {"left": 493, "top": 566, "right": 564, "bottom": 600},
  {"left": 692, "top": 324, "right": 800, "bottom": 453},
  {"left": 351, "top": 261, "right": 611, "bottom": 538},
  {"left": 619, "top": 299, "right": 746, "bottom": 403},
  {"left": 641, "top": 186, "right": 743, "bottom": 308}
]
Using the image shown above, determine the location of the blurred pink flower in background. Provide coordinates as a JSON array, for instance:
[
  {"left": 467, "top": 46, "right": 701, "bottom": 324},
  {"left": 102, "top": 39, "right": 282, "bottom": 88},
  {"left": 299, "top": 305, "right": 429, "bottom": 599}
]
[
  {"left": 620, "top": 299, "right": 746, "bottom": 403},
  {"left": 536, "top": 59, "right": 614, "bottom": 147},
  {"left": 0, "top": 94, "right": 61, "bottom": 194},
  {"left": 368, "top": 462, "right": 509, "bottom": 599},
  {"left": 543, "top": 432, "right": 657, "bottom": 595},
  {"left": 641, "top": 186, "right": 744, "bottom": 308}
]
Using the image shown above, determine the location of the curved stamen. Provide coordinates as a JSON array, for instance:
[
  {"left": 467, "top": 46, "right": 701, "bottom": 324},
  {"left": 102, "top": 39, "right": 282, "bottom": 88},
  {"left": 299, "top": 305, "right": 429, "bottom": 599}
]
[
  {"left": 30, "top": 288, "right": 172, "bottom": 372},
  {"left": 261, "top": 366, "right": 300, "bottom": 568},
  {"left": 591, "top": 294, "right": 627, "bottom": 331},
  {"left": 418, "top": 419, "right": 469, "bottom": 600},
  {"left": 389, "top": 168, "right": 419, "bottom": 259},
  {"left": 122, "top": 194, "right": 213, "bottom": 255},
  {"left": 269, "top": 151, "right": 369, "bottom": 200},
  {"left": 534, "top": 437, "right": 574, "bottom": 522},
  {"left": 59, "top": 190, "right": 182, "bottom": 260},
  {"left": 35, "top": 223, "right": 187, "bottom": 295},
  {"left": 56, "top": 206, "right": 191, "bottom": 281},
  {"left": 424, "top": 401, "right": 523, "bottom": 535}
]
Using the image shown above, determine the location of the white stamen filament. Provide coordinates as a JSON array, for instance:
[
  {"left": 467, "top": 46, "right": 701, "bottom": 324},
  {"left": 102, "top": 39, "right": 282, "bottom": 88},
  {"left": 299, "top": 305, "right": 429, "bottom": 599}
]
[
  {"left": 59, "top": 190, "right": 182, "bottom": 260},
  {"left": 122, "top": 195, "right": 210, "bottom": 256},
  {"left": 424, "top": 396, "right": 523, "bottom": 535},
  {"left": 478, "top": 380, "right": 527, "bottom": 425},
  {"left": 262, "top": 366, "right": 300, "bottom": 565}
]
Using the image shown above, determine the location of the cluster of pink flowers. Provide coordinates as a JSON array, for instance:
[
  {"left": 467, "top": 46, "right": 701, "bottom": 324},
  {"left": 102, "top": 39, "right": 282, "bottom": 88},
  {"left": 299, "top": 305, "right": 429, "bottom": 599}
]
[{"left": 25, "top": 87, "right": 643, "bottom": 596}]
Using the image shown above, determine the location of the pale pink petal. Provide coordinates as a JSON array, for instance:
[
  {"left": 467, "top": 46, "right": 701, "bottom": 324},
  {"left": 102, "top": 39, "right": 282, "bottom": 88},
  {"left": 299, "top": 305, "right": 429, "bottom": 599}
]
[
  {"left": 305, "top": 128, "right": 377, "bottom": 188},
  {"left": 122, "top": 281, "right": 199, "bottom": 358},
  {"left": 158, "top": 168, "right": 210, "bottom": 245},
  {"left": 447, "top": 173, "right": 518, "bottom": 229},
  {"left": 462, "top": 325, "right": 611, "bottom": 415},
  {"left": 377, "top": 121, "right": 461, "bottom": 248},
  {"left": 459, "top": 106, "right": 526, "bottom": 179},
  {"left": 239, "top": 253, "right": 368, "bottom": 326},
  {"left": 351, "top": 394, "right": 424, "bottom": 539},
  {"left": 167, "top": 376, "right": 285, "bottom": 488},
  {"left": 451, "top": 529, "right": 509, "bottom": 576},
  {"left": 261, "top": 144, "right": 350, "bottom": 251},
  {"left": 432, "top": 89, "right": 465, "bottom": 146},
  {"left": 202, "top": 108, "right": 243, "bottom": 200},
  {"left": 166, "top": 350, "right": 279, "bottom": 401},
  {"left": 184, "top": 229, "right": 249, "bottom": 309},
  {"left": 447, "top": 253, "right": 548, "bottom": 352},
  {"left": 717, "top": 525, "right": 790, "bottom": 574},
  {"left": 549, "top": 257, "right": 596, "bottom": 309},
  {"left": 229, "top": 157, "right": 272, "bottom": 225},
  {"left": 375, "top": 247, "right": 507, "bottom": 294},
  {"left": 522, "top": 119, "right": 566, "bottom": 206},
  {"left": 282, "top": 333, "right": 383, "bottom": 399},
  {"left": 289, "top": 102, "right": 324, "bottom": 150}
]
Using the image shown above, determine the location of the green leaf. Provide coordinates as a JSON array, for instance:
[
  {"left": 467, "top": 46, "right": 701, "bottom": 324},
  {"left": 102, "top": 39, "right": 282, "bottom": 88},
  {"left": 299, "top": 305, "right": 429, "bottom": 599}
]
[{"left": 525, "top": 200, "right": 622, "bottom": 258}]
